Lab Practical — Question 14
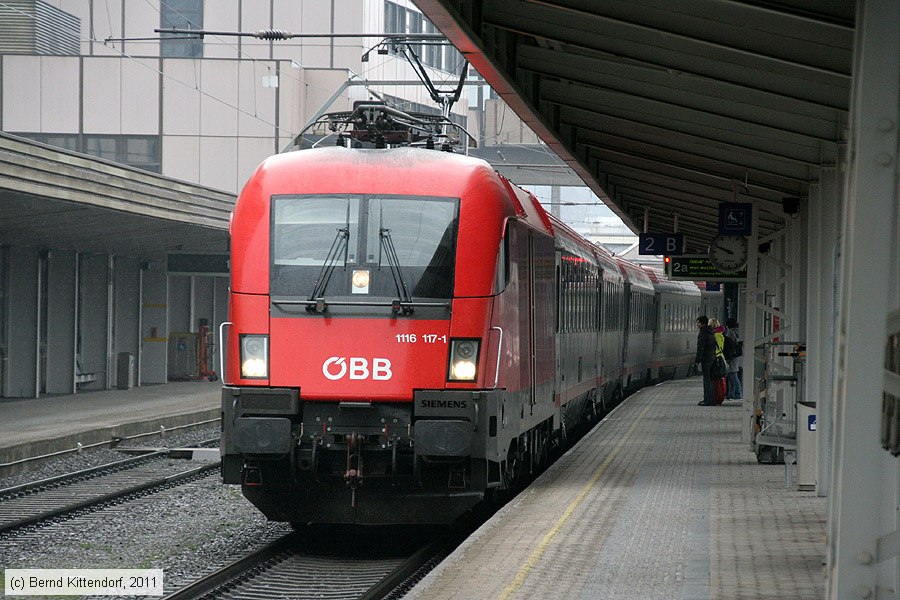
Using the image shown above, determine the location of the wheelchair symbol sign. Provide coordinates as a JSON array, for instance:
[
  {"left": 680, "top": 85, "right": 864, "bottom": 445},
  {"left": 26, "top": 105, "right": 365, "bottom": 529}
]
[{"left": 719, "top": 203, "right": 752, "bottom": 235}]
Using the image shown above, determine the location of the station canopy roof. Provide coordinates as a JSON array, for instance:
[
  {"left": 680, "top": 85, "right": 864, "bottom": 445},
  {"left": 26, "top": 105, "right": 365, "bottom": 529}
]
[
  {"left": 0, "top": 133, "right": 232, "bottom": 260},
  {"left": 417, "top": 0, "right": 853, "bottom": 253}
]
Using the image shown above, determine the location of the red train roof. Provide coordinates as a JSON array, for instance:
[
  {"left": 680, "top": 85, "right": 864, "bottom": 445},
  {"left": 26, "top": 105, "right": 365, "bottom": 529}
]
[{"left": 616, "top": 257, "right": 655, "bottom": 291}]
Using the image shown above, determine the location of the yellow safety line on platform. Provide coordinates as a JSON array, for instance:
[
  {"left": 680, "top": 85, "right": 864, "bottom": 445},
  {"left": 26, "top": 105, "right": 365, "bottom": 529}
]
[{"left": 497, "top": 400, "right": 655, "bottom": 600}]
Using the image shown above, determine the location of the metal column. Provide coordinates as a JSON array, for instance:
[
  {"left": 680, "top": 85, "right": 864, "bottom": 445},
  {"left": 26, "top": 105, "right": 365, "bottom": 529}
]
[
  {"left": 805, "top": 164, "right": 842, "bottom": 498},
  {"left": 827, "top": 0, "right": 899, "bottom": 596}
]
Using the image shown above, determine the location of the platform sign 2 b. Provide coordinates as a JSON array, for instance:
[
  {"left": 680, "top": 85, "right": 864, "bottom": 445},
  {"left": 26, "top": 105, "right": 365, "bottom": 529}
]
[{"left": 638, "top": 233, "right": 684, "bottom": 256}]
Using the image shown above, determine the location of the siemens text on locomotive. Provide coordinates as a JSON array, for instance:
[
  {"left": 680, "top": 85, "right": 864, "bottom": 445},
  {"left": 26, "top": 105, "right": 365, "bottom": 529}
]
[{"left": 220, "top": 118, "right": 718, "bottom": 525}]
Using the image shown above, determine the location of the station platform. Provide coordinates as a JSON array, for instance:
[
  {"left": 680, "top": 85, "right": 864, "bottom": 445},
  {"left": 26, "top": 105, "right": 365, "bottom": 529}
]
[
  {"left": 0, "top": 381, "right": 221, "bottom": 477},
  {"left": 406, "top": 378, "right": 826, "bottom": 600}
]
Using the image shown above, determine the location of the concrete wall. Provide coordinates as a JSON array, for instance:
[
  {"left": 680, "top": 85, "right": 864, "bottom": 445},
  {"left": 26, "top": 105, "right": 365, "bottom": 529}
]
[{"left": 0, "top": 248, "right": 229, "bottom": 396}]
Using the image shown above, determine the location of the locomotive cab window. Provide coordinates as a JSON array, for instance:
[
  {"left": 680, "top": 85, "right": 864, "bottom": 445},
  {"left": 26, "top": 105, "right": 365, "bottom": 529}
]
[
  {"left": 494, "top": 227, "right": 510, "bottom": 294},
  {"left": 271, "top": 195, "right": 458, "bottom": 300}
]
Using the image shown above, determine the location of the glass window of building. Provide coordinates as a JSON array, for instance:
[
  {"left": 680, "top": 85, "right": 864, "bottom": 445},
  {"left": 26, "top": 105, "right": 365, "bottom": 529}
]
[
  {"left": 385, "top": 1, "right": 406, "bottom": 34},
  {"left": 424, "top": 21, "right": 439, "bottom": 68},
  {"left": 160, "top": 0, "right": 203, "bottom": 58}
]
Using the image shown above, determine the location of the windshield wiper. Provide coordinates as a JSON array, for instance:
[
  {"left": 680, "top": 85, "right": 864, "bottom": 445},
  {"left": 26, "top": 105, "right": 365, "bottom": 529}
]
[
  {"left": 306, "top": 227, "right": 349, "bottom": 312},
  {"left": 380, "top": 227, "right": 414, "bottom": 314}
]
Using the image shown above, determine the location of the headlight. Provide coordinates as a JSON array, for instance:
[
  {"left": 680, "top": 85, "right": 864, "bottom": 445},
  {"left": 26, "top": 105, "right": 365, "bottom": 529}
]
[
  {"left": 240, "top": 334, "right": 269, "bottom": 379},
  {"left": 448, "top": 339, "right": 480, "bottom": 381},
  {"left": 351, "top": 269, "right": 370, "bottom": 294}
]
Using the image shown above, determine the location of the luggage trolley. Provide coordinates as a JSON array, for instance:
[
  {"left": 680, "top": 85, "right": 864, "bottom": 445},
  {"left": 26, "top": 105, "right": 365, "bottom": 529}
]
[{"left": 755, "top": 342, "right": 806, "bottom": 485}]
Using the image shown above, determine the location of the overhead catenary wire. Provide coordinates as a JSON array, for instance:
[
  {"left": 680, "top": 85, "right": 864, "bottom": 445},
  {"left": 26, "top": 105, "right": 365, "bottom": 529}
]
[{"left": 0, "top": 0, "right": 574, "bottom": 173}]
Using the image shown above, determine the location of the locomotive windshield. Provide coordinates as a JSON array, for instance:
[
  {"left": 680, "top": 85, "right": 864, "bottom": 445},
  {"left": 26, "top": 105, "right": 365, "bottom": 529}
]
[{"left": 271, "top": 195, "right": 458, "bottom": 300}]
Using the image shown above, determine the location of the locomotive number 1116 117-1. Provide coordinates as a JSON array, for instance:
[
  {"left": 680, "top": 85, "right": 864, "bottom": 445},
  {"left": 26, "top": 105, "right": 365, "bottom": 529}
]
[{"left": 395, "top": 334, "right": 448, "bottom": 344}]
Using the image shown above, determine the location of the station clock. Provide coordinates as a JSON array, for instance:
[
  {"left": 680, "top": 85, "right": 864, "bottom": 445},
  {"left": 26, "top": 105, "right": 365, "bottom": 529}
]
[{"left": 708, "top": 235, "right": 749, "bottom": 272}]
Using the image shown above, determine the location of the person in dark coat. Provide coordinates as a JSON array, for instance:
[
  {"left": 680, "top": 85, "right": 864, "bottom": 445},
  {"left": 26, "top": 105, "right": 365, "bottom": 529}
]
[{"left": 694, "top": 315, "right": 717, "bottom": 406}]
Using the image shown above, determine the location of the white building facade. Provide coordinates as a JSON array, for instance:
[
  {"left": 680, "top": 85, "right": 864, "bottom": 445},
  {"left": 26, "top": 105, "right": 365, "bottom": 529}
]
[
  {"left": 0, "top": 0, "right": 470, "bottom": 396},
  {"left": 0, "top": 0, "right": 469, "bottom": 193}
]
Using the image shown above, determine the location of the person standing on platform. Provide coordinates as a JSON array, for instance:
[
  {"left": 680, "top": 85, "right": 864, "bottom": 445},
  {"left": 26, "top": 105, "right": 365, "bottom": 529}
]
[
  {"left": 710, "top": 318, "right": 727, "bottom": 405},
  {"left": 724, "top": 318, "right": 743, "bottom": 400},
  {"left": 694, "top": 315, "right": 716, "bottom": 406}
]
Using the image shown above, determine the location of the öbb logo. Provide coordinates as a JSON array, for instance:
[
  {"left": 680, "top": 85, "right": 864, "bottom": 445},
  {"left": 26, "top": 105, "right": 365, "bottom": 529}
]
[{"left": 322, "top": 357, "right": 393, "bottom": 381}]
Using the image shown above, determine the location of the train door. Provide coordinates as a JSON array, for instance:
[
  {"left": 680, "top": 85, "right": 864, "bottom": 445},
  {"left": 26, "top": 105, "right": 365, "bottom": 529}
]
[
  {"left": 509, "top": 223, "right": 533, "bottom": 407},
  {"left": 528, "top": 232, "right": 537, "bottom": 407},
  {"left": 531, "top": 230, "right": 557, "bottom": 409},
  {"left": 622, "top": 281, "right": 631, "bottom": 369}
]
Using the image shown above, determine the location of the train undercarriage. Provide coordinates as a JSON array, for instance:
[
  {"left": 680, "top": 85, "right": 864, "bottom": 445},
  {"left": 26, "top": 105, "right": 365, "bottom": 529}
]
[{"left": 220, "top": 386, "right": 585, "bottom": 525}]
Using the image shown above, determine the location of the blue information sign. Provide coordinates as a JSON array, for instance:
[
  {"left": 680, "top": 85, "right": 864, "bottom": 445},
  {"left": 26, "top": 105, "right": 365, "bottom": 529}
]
[
  {"left": 808, "top": 414, "right": 817, "bottom": 432},
  {"left": 719, "top": 203, "right": 752, "bottom": 235},
  {"left": 638, "top": 233, "right": 684, "bottom": 256}
]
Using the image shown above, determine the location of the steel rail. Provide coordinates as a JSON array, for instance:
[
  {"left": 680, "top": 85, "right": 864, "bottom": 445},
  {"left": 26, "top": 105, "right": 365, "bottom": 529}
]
[
  {"left": 0, "top": 418, "right": 219, "bottom": 471},
  {"left": 0, "top": 461, "right": 220, "bottom": 535},
  {"left": 160, "top": 533, "right": 299, "bottom": 600},
  {"left": 0, "top": 437, "right": 220, "bottom": 498}
]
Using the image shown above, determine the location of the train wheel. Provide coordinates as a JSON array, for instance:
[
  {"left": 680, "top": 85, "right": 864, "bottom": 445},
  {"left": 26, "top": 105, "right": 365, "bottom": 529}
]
[
  {"left": 503, "top": 436, "right": 527, "bottom": 489},
  {"left": 532, "top": 424, "right": 550, "bottom": 471},
  {"left": 614, "top": 385, "right": 624, "bottom": 407}
]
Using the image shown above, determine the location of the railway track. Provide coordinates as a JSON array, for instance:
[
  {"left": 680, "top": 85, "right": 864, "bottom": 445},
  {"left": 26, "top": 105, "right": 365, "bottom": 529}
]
[
  {"left": 0, "top": 444, "right": 220, "bottom": 534},
  {"left": 163, "top": 529, "right": 463, "bottom": 600}
]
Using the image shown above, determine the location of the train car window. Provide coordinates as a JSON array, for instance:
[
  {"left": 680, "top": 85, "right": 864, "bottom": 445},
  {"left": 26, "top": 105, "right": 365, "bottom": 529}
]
[
  {"left": 568, "top": 264, "right": 574, "bottom": 333},
  {"left": 575, "top": 268, "right": 580, "bottom": 333},
  {"left": 560, "top": 260, "right": 567, "bottom": 333},
  {"left": 555, "top": 264, "right": 561, "bottom": 333},
  {"left": 610, "top": 283, "right": 617, "bottom": 331},
  {"left": 663, "top": 302, "right": 668, "bottom": 332},
  {"left": 636, "top": 295, "right": 641, "bottom": 332},
  {"left": 632, "top": 295, "right": 636, "bottom": 333},
  {"left": 605, "top": 281, "right": 612, "bottom": 332},
  {"left": 494, "top": 230, "right": 510, "bottom": 294},
  {"left": 582, "top": 268, "right": 587, "bottom": 332},
  {"left": 576, "top": 265, "right": 581, "bottom": 332},
  {"left": 567, "top": 262, "right": 573, "bottom": 333},
  {"left": 601, "top": 281, "right": 607, "bottom": 332},
  {"left": 597, "top": 277, "right": 603, "bottom": 332}
]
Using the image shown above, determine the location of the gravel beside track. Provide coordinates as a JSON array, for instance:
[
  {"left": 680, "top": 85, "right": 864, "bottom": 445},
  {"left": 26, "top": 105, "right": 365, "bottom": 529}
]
[
  {"left": 0, "top": 458, "right": 217, "bottom": 533},
  {"left": 0, "top": 469, "right": 291, "bottom": 599},
  {"left": 0, "top": 426, "right": 221, "bottom": 489}
]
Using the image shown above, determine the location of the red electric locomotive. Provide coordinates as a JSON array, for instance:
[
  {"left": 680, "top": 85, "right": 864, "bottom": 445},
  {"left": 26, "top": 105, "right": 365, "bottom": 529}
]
[
  {"left": 221, "top": 141, "right": 574, "bottom": 524},
  {"left": 220, "top": 105, "right": 710, "bottom": 526}
]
